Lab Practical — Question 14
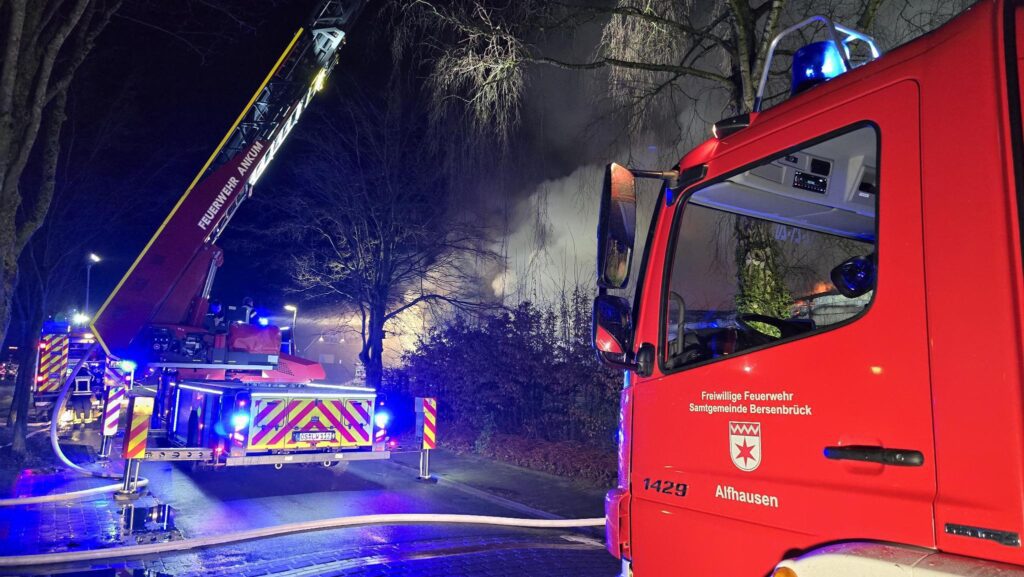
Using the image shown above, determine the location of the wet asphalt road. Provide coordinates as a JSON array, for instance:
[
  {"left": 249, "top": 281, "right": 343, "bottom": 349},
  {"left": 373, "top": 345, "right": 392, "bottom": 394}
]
[{"left": 1, "top": 453, "right": 619, "bottom": 577}]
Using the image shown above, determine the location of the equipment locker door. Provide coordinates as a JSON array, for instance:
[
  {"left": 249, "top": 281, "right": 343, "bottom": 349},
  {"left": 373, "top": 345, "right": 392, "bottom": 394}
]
[
  {"left": 248, "top": 398, "right": 291, "bottom": 451},
  {"left": 629, "top": 81, "right": 934, "bottom": 575}
]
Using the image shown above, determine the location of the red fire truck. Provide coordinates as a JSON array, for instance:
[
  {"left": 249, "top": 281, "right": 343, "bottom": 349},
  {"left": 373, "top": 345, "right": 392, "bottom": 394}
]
[
  {"left": 593, "top": 1, "right": 1024, "bottom": 574},
  {"left": 86, "top": 0, "right": 388, "bottom": 468}
]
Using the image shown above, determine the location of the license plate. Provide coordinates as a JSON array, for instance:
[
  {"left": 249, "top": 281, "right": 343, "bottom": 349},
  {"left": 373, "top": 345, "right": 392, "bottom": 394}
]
[{"left": 295, "top": 431, "right": 334, "bottom": 442}]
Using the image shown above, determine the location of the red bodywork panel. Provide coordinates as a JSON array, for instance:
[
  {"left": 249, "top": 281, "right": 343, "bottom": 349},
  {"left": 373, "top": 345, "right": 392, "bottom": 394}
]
[
  {"left": 228, "top": 324, "right": 281, "bottom": 354},
  {"left": 619, "top": 1, "right": 1024, "bottom": 573},
  {"left": 154, "top": 246, "right": 222, "bottom": 327},
  {"left": 90, "top": 140, "right": 268, "bottom": 358},
  {"left": 177, "top": 354, "right": 325, "bottom": 383},
  {"left": 234, "top": 354, "right": 326, "bottom": 382}
]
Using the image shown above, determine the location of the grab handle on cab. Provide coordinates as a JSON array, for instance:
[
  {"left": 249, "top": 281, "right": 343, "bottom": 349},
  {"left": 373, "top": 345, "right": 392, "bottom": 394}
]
[{"left": 824, "top": 445, "right": 924, "bottom": 467}]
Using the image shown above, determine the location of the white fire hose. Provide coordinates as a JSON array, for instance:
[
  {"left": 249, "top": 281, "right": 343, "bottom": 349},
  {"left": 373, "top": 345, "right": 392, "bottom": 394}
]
[
  {"left": 0, "top": 348, "right": 606, "bottom": 569},
  {"left": 0, "top": 513, "right": 605, "bottom": 567},
  {"left": 0, "top": 344, "right": 147, "bottom": 507},
  {"left": 48, "top": 342, "right": 121, "bottom": 479}
]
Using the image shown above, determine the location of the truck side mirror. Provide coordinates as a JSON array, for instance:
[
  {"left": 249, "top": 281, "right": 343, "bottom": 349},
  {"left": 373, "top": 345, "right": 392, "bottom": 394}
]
[
  {"left": 597, "top": 163, "right": 637, "bottom": 289},
  {"left": 593, "top": 294, "right": 638, "bottom": 370}
]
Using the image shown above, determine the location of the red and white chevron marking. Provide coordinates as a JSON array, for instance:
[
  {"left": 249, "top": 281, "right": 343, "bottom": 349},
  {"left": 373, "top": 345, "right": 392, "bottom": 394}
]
[{"left": 102, "top": 386, "right": 127, "bottom": 436}]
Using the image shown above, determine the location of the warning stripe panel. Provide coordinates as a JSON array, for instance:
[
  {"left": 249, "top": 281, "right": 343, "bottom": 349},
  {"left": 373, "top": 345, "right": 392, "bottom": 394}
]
[
  {"left": 39, "top": 352, "right": 56, "bottom": 372},
  {"left": 274, "top": 400, "right": 318, "bottom": 448},
  {"left": 422, "top": 397, "right": 437, "bottom": 450},
  {"left": 254, "top": 400, "right": 279, "bottom": 423},
  {"left": 248, "top": 399, "right": 294, "bottom": 450},
  {"left": 103, "top": 365, "right": 128, "bottom": 388},
  {"left": 337, "top": 401, "right": 371, "bottom": 443},
  {"left": 102, "top": 387, "right": 126, "bottom": 436},
  {"left": 320, "top": 402, "right": 358, "bottom": 444},
  {"left": 36, "top": 381, "right": 61, "bottom": 394},
  {"left": 247, "top": 397, "right": 375, "bottom": 453},
  {"left": 123, "top": 397, "right": 154, "bottom": 459},
  {"left": 350, "top": 400, "right": 371, "bottom": 423},
  {"left": 36, "top": 335, "right": 70, "bottom": 395}
]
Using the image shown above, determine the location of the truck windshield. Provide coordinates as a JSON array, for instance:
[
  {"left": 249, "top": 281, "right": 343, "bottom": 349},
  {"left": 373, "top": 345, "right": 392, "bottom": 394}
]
[{"left": 663, "top": 125, "right": 878, "bottom": 370}]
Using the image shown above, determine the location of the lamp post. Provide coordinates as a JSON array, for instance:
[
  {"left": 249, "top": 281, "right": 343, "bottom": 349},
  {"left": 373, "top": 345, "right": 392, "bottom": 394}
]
[
  {"left": 85, "top": 253, "right": 101, "bottom": 316},
  {"left": 284, "top": 305, "right": 298, "bottom": 355}
]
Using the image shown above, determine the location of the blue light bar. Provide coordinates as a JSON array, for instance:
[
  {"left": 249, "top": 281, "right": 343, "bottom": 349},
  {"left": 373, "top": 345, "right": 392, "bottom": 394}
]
[
  {"left": 230, "top": 412, "right": 250, "bottom": 431},
  {"left": 791, "top": 41, "right": 846, "bottom": 96}
]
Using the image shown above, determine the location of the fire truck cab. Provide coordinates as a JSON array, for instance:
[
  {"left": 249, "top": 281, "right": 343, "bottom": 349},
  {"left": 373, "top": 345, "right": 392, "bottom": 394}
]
[{"left": 594, "top": 1, "right": 1024, "bottom": 574}]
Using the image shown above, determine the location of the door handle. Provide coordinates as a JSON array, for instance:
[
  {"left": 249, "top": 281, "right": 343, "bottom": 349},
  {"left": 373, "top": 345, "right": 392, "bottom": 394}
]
[{"left": 824, "top": 445, "right": 924, "bottom": 467}]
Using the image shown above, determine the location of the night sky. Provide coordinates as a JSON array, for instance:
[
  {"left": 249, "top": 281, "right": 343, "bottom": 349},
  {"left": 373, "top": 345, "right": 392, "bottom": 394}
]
[
  {"left": 53, "top": 0, "right": 663, "bottom": 368},
  {"left": 79, "top": 2, "right": 393, "bottom": 318}
]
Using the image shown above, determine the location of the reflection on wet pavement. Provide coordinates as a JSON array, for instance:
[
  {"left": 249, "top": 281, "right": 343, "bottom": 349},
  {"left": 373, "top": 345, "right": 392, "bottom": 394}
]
[
  {"left": 0, "top": 469, "right": 181, "bottom": 558},
  {"left": 120, "top": 504, "right": 181, "bottom": 545},
  {"left": 0, "top": 457, "right": 618, "bottom": 577},
  {"left": 19, "top": 569, "right": 172, "bottom": 577}
]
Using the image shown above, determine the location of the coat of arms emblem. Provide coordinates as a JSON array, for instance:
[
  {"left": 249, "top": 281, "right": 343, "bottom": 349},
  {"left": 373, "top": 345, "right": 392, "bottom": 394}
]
[{"left": 729, "top": 421, "right": 762, "bottom": 472}]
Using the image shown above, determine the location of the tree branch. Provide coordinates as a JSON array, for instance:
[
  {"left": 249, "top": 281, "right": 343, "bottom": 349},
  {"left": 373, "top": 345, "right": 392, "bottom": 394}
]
[{"left": 531, "top": 55, "right": 731, "bottom": 85}]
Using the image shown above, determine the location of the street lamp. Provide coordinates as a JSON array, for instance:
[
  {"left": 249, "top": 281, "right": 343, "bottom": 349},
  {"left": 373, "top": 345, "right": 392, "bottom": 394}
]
[
  {"left": 85, "top": 253, "right": 101, "bottom": 316},
  {"left": 284, "top": 305, "right": 297, "bottom": 355}
]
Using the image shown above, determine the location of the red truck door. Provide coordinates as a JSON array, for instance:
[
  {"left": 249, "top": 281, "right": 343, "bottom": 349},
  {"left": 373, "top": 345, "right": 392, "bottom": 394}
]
[{"left": 630, "top": 81, "right": 934, "bottom": 575}]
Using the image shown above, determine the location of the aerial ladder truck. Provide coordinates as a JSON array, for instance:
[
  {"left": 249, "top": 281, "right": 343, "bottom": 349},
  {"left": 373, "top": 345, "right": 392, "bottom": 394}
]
[{"left": 84, "top": 0, "right": 388, "bottom": 468}]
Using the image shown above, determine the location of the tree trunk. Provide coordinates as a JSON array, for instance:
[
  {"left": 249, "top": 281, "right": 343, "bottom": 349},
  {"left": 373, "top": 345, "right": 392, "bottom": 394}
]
[
  {"left": 10, "top": 297, "right": 44, "bottom": 456},
  {"left": 359, "top": 301, "right": 387, "bottom": 389},
  {"left": 0, "top": 244, "right": 16, "bottom": 358},
  {"left": 0, "top": 89, "right": 69, "bottom": 357}
]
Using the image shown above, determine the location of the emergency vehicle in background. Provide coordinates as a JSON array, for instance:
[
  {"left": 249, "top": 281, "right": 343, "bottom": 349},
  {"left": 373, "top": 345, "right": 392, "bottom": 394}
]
[
  {"left": 79, "top": 0, "right": 389, "bottom": 468},
  {"left": 593, "top": 1, "right": 1024, "bottom": 574},
  {"left": 33, "top": 322, "right": 108, "bottom": 422}
]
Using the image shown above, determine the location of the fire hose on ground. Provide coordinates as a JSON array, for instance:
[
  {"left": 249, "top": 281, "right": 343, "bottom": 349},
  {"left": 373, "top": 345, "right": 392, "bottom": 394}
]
[
  {"left": 0, "top": 350, "right": 607, "bottom": 569},
  {"left": 0, "top": 513, "right": 606, "bottom": 567},
  {"left": 0, "top": 344, "right": 149, "bottom": 506}
]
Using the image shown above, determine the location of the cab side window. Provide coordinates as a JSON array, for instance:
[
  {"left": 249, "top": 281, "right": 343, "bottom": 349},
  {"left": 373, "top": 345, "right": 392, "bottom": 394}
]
[{"left": 663, "top": 125, "right": 879, "bottom": 370}]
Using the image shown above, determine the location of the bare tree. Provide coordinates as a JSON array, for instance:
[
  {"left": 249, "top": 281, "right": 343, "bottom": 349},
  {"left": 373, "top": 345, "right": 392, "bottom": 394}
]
[
  {"left": 4, "top": 85, "right": 174, "bottom": 456},
  {"left": 0, "top": 0, "right": 124, "bottom": 354},
  {"left": 390, "top": 0, "right": 970, "bottom": 327},
  {"left": 260, "top": 86, "right": 498, "bottom": 388},
  {"left": 390, "top": 0, "right": 969, "bottom": 143}
]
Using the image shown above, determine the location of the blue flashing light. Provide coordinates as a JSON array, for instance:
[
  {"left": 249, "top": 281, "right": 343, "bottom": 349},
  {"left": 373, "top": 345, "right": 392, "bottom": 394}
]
[
  {"left": 832, "top": 255, "right": 876, "bottom": 297},
  {"left": 374, "top": 411, "right": 390, "bottom": 429},
  {"left": 791, "top": 41, "right": 846, "bottom": 96},
  {"left": 119, "top": 360, "right": 137, "bottom": 373},
  {"left": 230, "top": 412, "right": 250, "bottom": 431},
  {"left": 257, "top": 317, "right": 269, "bottom": 327}
]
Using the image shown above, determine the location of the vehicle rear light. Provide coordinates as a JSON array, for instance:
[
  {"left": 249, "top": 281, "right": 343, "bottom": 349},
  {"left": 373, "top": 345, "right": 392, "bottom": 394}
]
[{"left": 773, "top": 568, "right": 798, "bottom": 577}]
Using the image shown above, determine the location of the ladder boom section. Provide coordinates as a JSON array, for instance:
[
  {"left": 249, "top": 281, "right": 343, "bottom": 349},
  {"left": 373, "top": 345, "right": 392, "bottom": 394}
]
[{"left": 90, "top": 1, "right": 365, "bottom": 359}]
